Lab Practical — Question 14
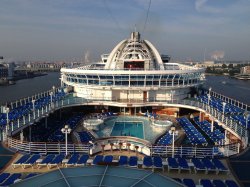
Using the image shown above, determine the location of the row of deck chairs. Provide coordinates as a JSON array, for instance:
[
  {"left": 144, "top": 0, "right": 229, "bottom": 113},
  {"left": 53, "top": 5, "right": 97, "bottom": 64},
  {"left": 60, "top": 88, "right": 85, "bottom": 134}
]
[
  {"left": 12, "top": 154, "right": 89, "bottom": 169},
  {"left": 12, "top": 154, "right": 229, "bottom": 175},
  {"left": 173, "top": 177, "right": 239, "bottom": 187},
  {"left": 12, "top": 154, "right": 41, "bottom": 169},
  {"left": 0, "top": 173, "right": 22, "bottom": 186},
  {"left": 191, "top": 158, "right": 229, "bottom": 174},
  {"left": 0, "top": 172, "right": 38, "bottom": 186},
  {"left": 143, "top": 157, "right": 229, "bottom": 174}
]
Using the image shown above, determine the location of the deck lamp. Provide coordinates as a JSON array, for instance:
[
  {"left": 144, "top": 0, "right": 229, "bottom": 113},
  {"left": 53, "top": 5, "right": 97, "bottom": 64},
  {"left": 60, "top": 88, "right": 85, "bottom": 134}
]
[
  {"left": 207, "top": 94, "right": 211, "bottom": 112},
  {"left": 32, "top": 99, "right": 36, "bottom": 119},
  {"left": 61, "top": 125, "right": 72, "bottom": 155},
  {"left": 208, "top": 87, "right": 212, "bottom": 96},
  {"left": 222, "top": 102, "right": 226, "bottom": 122},
  {"left": 50, "top": 92, "right": 53, "bottom": 109},
  {"left": 5, "top": 107, "right": 10, "bottom": 140},
  {"left": 169, "top": 127, "right": 178, "bottom": 158}
]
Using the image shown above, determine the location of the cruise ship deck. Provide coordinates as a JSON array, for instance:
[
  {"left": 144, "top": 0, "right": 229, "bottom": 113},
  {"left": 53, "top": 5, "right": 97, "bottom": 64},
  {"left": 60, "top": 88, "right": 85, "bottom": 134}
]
[{"left": 0, "top": 32, "right": 249, "bottom": 187}]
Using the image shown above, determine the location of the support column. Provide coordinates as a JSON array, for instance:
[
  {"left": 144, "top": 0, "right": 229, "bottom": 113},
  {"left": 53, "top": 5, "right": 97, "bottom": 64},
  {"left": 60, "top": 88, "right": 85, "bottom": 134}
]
[
  {"left": 20, "top": 131, "right": 24, "bottom": 142},
  {"left": 199, "top": 112, "right": 202, "bottom": 122},
  {"left": 224, "top": 129, "right": 227, "bottom": 145}
]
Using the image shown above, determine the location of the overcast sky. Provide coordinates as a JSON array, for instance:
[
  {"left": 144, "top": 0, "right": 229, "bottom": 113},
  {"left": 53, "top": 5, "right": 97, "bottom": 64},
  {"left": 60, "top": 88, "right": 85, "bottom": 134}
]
[{"left": 0, "top": 0, "right": 250, "bottom": 62}]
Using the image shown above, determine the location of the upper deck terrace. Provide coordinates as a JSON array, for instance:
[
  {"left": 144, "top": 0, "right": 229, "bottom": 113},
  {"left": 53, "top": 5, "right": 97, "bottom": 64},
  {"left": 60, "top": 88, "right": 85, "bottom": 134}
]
[
  {"left": 0, "top": 87, "right": 248, "bottom": 150},
  {"left": 62, "top": 63, "right": 205, "bottom": 74}
]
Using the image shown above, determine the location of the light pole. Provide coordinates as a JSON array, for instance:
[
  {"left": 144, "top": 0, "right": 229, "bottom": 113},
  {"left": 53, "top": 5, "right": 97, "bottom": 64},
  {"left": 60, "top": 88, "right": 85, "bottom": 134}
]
[
  {"left": 208, "top": 87, "right": 212, "bottom": 96},
  {"left": 5, "top": 107, "right": 10, "bottom": 140},
  {"left": 50, "top": 92, "right": 53, "bottom": 109},
  {"left": 32, "top": 99, "right": 36, "bottom": 119},
  {"left": 52, "top": 85, "right": 56, "bottom": 92},
  {"left": 207, "top": 94, "right": 211, "bottom": 112},
  {"left": 61, "top": 125, "right": 72, "bottom": 155},
  {"left": 169, "top": 126, "right": 178, "bottom": 158},
  {"left": 222, "top": 102, "right": 226, "bottom": 122}
]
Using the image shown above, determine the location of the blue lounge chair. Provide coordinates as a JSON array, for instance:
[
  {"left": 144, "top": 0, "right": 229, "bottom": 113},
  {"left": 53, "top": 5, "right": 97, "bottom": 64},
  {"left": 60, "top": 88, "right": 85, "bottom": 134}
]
[
  {"left": 0, "top": 173, "right": 10, "bottom": 183},
  {"left": 22, "top": 154, "right": 41, "bottom": 169},
  {"left": 48, "top": 154, "right": 65, "bottom": 169},
  {"left": 103, "top": 155, "right": 113, "bottom": 163},
  {"left": 65, "top": 154, "right": 80, "bottom": 167},
  {"left": 202, "top": 158, "right": 217, "bottom": 174},
  {"left": 177, "top": 157, "right": 190, "bottom": 173},
  {"left": 76, "top": 154, "right": 89, "bottom": 166},
  {"left": 12, "top": 155, "right": 30, "bottom": 169},
  {"left": 128, "top": 156, "right": 138, "bottom": 167},
  {"left": 93, "top": 155, "right": 104, "bottom": 165},
  {"left": 153, "top": 156, "right": 163, "bottom": 171},
  {"left": 192, "top": 158, "right": 206, "bottom": 173},
  {"left": 167, "top": 157, "right": 179, "bottom": 172},
  {"left": 143, "top": 156, "right": 153, "bottom": 169},
  {"left": 118, "top": 156, "right": 128, "bottom": 166},
  {"left": 183, "top": 178, "right": 196, "bottom": 187},
  {"left": 200, "top": 179, "right": 214, "bottom": 187},
  {"left": 213, "top": 179, "right": 227, "bottom": 187},
  {"left": 212, "top": 159, "right": 229, "bottom": 174},
  {"left": 172, "top": 178, "right": 182, "bottom": 184},
  {"left": 0, "top": 173, "right": 21, "bottom": 186},
  {"left": 37, "top": 154, "right": 55, "bottom": 168},
  {"left": 225, "top": 180, "right": 239, "bottom": 187}
]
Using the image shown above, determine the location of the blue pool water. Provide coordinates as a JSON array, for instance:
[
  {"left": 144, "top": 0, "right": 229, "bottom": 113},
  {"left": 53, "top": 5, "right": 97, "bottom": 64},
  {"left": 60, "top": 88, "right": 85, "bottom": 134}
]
[
  {"left": 95, "top": 116, "right": 169, "bottom": 143},
  {"left": 111, "top": 121, "right": 144, "bottom": 139}
]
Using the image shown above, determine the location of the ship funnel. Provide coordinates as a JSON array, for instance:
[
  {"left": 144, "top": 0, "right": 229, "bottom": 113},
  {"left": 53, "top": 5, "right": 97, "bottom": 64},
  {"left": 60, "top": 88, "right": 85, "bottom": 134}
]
[{"left": 131, "top": 32, "right": 140, "bottom": 42}]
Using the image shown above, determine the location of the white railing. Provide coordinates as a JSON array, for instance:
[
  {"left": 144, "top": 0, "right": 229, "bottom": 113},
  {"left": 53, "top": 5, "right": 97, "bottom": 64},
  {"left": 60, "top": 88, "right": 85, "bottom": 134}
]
[
  {"left": 8, "top": 138, "right": 90, "bottom": 155},
  {"left": 7, "top": 137, "right": 239, "bottom": 158}
]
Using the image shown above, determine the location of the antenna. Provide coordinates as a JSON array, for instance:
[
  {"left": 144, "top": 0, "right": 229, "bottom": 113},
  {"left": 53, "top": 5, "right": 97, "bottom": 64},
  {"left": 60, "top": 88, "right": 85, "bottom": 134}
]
[
  {"left": 103, "top": 0, "right": 123, "bottom": 33},
  {"left": 142, "top": 0, "right": 152, "bottom": 34}
]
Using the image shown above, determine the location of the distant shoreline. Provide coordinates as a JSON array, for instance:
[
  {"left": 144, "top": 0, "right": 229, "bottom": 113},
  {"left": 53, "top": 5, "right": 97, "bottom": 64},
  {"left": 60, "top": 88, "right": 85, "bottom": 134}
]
[{"left": 0, "top": 73, "right": 47, "bottom": 86}]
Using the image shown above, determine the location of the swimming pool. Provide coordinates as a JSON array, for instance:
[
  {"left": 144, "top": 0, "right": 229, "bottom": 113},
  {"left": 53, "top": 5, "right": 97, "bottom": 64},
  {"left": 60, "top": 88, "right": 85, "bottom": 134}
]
[
  {"left": 111, "top": 121, "right": 144, "bottom": 139},
  {"left": 96, "top": 116, "right": 170, "bottom": 143}
]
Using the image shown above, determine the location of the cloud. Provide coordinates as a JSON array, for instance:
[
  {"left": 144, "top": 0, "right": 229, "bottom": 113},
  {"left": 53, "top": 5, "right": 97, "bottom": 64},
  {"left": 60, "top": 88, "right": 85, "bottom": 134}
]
[{"left": 195, "top": 0, "right": 221, "bottom": 13}]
